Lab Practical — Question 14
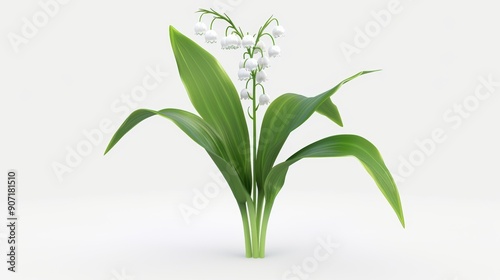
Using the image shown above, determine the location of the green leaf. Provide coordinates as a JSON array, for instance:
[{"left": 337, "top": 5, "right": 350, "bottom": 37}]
[
  {"left": 104, "top": 108, "right": 250, "bottom": 203},
  {"left": 169, "top": 26, "right": 251, "bottom": 193},
  {"left": 105, "top": 109, "right": 222, "bottom": 156},
  {"left": 316, "top": 100, "right": 343, "bottom": 127},
  {"left": 256, "top": 70, "right": 378, "bottom": 190},
  {"left": 264, "top": 134, "right": 405, "bottom": 227}
]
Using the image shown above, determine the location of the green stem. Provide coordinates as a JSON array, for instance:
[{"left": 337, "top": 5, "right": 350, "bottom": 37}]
[
  {"left": 256, "top": 193, "right": 264, "bottom": 245},
  {"left": 261, "top": 33, "right": 276, "bottom": 45},
  {"left": 247, "top": 201, "right": 260, "bottom": 257},
  {"left": 252, "top": 73, "right": 257, "bottom": 204},
  {"left": 259, "top": 199, "right": 274, "bottom": 258},
  {"left": 251, "top": 62, "right": 264, "bottom": 258},
  {"left": 197, "top": 9, "right": 243, "bottom": 38},
  {"left": 238, "top": 203, "right": 252, "bottom": 258}
]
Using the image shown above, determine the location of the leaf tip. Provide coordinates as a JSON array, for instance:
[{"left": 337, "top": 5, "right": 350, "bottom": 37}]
[
  {"left": 169, "top": 25, "right": 179, "bottom": 42},
  {"left": 337, "top": 119, "right": 344, "bottom": 127},
  {"left": 397, "top": 212, "right": 405, "bottom": 228},
  {"left": 103, "top": 144, "right": 112, "bottom": 156}
]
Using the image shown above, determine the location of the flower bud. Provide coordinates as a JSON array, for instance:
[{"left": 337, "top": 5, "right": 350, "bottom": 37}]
[
  {"left": 226, "top": 34, "right": 241, "bottom": 49},
  {"left": 194, "top": 22, "right": 207, "bottom": 35},
  {"left": 256, "top": 41, "right": 267, "bottom": 53},
  {"left": 221, "top": 37, "right": 228, "bottom": 49},
  {"left": 242, "top": 35, "right": 255, "bottom": 48},
  {"left": 259, "top": 94, "right": 270, "bottom": 105},
  {"left": 256, "top": 70, "right": 268, "bottom": 83},
  {"left": 240, "top": 89, "right": 250, "bottom": 100},
  {"left": 205, "top": 30, "right": 217, "bottom": 43},
  {"left": 258, "top": 56, "right": 270, "bottom": 69},
  {"left": 272, "top": 25, "right": 285, "bottom": 38},
  {"left": 238, "top": 68, "right": 251, "bottom": 80},
  {"left": 245, "top": 58, "right": 258, "bottom": 71},
  {"left": 239, "top": 59, "right": 246, "bottom": 69},
  {"left": 268, "top": 45, "right": 281, "bottom": 58}
]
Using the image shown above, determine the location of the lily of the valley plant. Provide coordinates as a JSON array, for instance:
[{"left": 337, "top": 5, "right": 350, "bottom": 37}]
[{"left": 105, "top": 9, "right": 405, "bottom": 258}]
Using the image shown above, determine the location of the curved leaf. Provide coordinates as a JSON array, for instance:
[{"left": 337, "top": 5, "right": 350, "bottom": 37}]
[
  {"left": 316, "top": 100, "right": 343, "bottom": 127},
  {"left": 264, "top": 134, "right": 405, "bottom": 227},
  {"left": 105, "top": 109, "right": 223, "bottom": 156},
  {"left": 104, "top": 108, "right": 250, "bottom": 203},
  {"left": 170, "top": 26, "right": 251, "bottom": 193},
  {"left": 256, "top": 70, "right": 378, "bottom": 190}
]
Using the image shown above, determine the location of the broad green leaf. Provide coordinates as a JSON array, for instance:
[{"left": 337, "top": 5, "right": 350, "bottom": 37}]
[
  {"left": 208, "top": 153, "right": 252, "bottom": 203},
  {"left": 105, "top": 109, "right": 223, "bottom": 156},
  {"left": 104, "top": 108, "right": 250, "bottom": 203},
  {"left": 169, "top": 26, "right": 251, "bottom": 193},
  {"left": 264, "top": 134, "right": 405, "bottom": 227},
  {"left": 256, "top": 70, "right": 378, "bottom": 190},
  {"left": 316, "top": 100, "right": 343, "bottom": 127}
]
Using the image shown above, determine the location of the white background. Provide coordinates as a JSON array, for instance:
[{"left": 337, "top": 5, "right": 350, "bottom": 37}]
[{"left": 1, "top": 0, "right": 499, "bottom": 279}]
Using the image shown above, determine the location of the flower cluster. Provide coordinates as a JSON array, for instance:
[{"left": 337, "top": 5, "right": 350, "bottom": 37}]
[{"left": 194, "top": 9, "right": 285, "bottom": 110}]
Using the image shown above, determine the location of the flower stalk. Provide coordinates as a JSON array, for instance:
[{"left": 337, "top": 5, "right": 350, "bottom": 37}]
[{"left": 195, "top": 8, "right": 285, "bottom": 258}]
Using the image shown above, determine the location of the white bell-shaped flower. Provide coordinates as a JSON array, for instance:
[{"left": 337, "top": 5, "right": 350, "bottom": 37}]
[
  {"left": 239, "top": 59, "right": 246, "bottom": 69},
  {"left": 242, "top": 35, "right": 255, "bottom": 48},
  {"left": 268, "top": 45, "right": 281, "bottom": 58},
  {"left": 221, "top": 37, "right": 229, "bottom": 49},
  {"left": 258, "top": 56, "right": 270, "bottom": 69},
  {"left": 194, "top": 22, "right": 207, "bottom": 35},
  {"left": 240, "top": 89, "right": 250, "bottom": 100},
  {"left": 226, "top": 34, "right": 240, "bottom": 49},
  {"left": 245, "top": 58, "right": 258, "bottom": 71},
  {"left": 272, "top": 25, "right": 286, "bottom": 38},
  {"left": 256, "top": 41, "right": 267, "bottom": 53},
  {"left": 256, "top": 70, "right": 268, "bottom": 83},
  {"left": 259, "top": 94, "right": 270, "bottom": 105},
  {"left": 238, "top": 68, "right": 251, "bottom": 80},
  {"left": 205, "top": 30, "right": 217, "bottom": 43}
]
